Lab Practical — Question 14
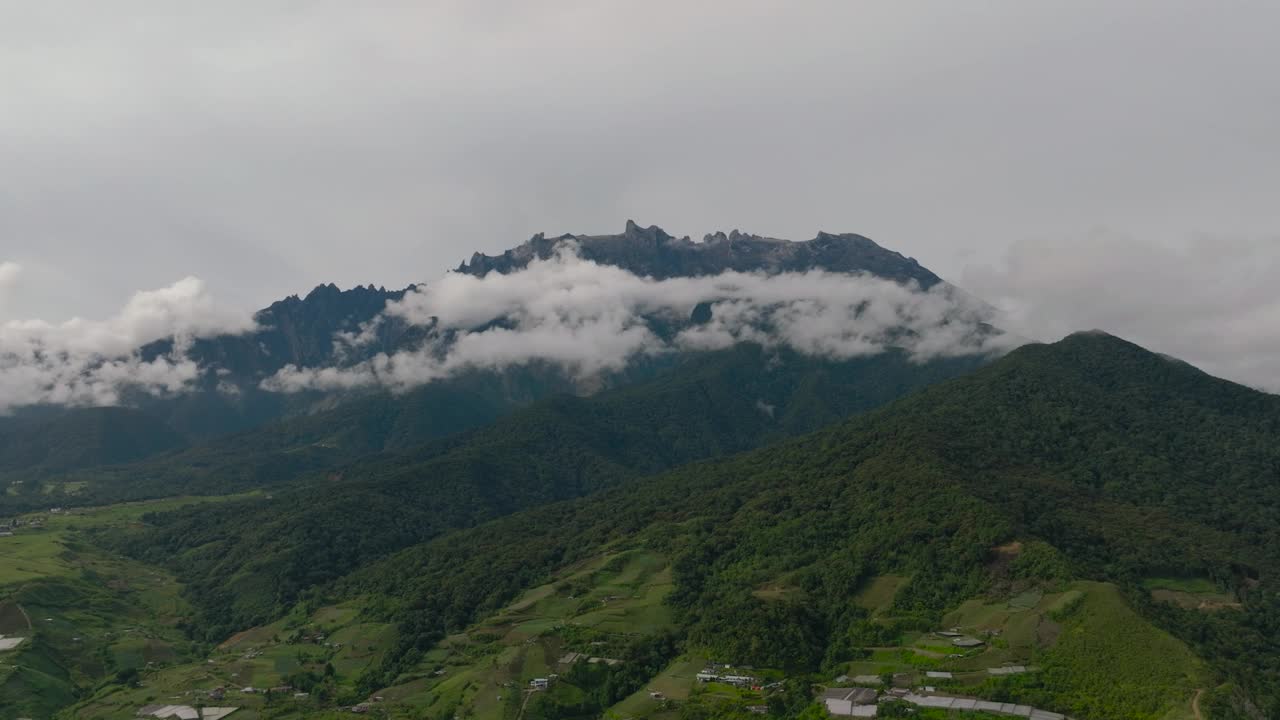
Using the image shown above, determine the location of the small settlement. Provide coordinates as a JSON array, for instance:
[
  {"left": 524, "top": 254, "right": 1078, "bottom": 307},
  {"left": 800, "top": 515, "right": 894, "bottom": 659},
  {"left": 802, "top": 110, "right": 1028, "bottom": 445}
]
[
  {"left": 821, "top": 685, "right": 1067, "bottom": 719},
  {"left": 0, "top": 514, "right": 48, "bottom": 538},
  {"left": 822, "top": 688, "right": 879, "bottom": 717},
  {"left": 814, "top": 627, "right": 1064, "bottom": 718},
  {"left": 695, "top": 670, "right": 758, "bottom": 687}
]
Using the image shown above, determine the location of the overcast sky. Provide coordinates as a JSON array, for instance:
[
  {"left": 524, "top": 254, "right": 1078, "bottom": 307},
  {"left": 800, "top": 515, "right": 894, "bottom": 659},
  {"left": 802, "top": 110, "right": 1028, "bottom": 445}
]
[{"left": 2, "top": 1, "right": 1278, "bottom": 389}]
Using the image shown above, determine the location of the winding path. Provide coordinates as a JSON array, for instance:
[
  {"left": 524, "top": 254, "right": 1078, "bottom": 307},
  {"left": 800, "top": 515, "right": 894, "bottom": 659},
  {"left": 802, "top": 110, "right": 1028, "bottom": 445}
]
[
  {"left": 515, "top": 689, "right": 536, "bottom": 720},
  {"left": 1191, "top": 688, "right": 1204, "bottom": 720}
]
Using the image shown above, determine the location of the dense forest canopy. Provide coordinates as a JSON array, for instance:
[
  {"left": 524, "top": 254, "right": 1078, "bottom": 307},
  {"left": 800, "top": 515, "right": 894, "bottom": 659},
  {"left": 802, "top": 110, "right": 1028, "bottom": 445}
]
[{"left": 108, "top": 345, "right": 982, "bottom": 636}]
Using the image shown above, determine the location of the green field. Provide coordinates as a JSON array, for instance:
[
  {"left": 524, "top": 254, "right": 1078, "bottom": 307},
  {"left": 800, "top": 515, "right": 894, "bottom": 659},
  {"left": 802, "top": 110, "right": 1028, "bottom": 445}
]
[
  {"left": 67, "top": 595, "right": 397, "bottom": 720},
  {"left": 0, "top": 498, "right": 242, "bottom": 720},
  {"left": 0, "top": 530, "right": 72, "bottom": 583},
  {"left": 854, "top": 574, "right": 907, "bottom": 614},
  {"left": 1143, "top": 577, "right": 1241, "bottom": 612}
]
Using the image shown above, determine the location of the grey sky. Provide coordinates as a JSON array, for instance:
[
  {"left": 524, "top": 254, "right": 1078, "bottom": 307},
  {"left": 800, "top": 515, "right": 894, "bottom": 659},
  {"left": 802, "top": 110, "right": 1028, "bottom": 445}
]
[{"left": 2, "top": 1, "right": 1278, "bottom": 388}]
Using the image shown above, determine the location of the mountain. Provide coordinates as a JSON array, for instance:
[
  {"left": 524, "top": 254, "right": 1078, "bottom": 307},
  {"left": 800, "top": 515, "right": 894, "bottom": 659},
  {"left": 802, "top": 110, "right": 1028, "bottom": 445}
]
[
  {"left": 2, "top": 224, "right": 984, "bottom": 503},
  {"left": 110, "top": 344, "right": 986, "bottom": 637},
  {"left": 0, "top": 283, "right": 414, "bottom": 461},
  {"left": 14, "top": 330, "right": 1280, "bottom": 720},
  {"left": 296, "top": 331, "right": 1280, "bottom": 719},
  {"left": 128, "top": 282, "right": 418, "bottom": 438},
  {"left": 458, "top": 220, "right": 943, "bottom": 287}
]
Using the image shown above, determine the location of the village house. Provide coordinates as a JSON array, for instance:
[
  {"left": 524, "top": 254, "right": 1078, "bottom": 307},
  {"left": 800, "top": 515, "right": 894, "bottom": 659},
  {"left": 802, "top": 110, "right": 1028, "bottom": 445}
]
[
  {"left": 530, "top": 678, "right": 549, "bottom": 690},
  {"left": 894, "top": 692, "right": 1066, "bottom": 720},
  {"left": 822, "top": 687, "right": 879, "bottom": 717},
  {"left": 135, "top": 705, "right": 238, "bottom": 720}
]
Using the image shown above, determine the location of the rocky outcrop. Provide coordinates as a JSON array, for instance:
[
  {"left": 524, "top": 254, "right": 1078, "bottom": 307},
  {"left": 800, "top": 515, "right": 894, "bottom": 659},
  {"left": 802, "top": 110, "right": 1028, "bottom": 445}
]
[{"left": 456, "top": 220, "right": 942, "bottom": 287}]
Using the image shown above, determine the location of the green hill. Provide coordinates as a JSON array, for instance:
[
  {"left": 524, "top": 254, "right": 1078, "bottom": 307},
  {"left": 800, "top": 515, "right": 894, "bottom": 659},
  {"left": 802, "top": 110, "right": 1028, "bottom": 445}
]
[
  {"left": 327, "top": 332, "right": 1280, "bottom": 719},
  {"left": 110, "top": 345, "right": 983, "bottom": 640}
]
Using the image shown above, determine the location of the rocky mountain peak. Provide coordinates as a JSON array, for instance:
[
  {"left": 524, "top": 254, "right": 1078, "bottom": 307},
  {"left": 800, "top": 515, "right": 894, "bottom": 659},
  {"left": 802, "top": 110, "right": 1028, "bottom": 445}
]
[{"left": 456, "top": 221, "right": 942, "bottom": 287}]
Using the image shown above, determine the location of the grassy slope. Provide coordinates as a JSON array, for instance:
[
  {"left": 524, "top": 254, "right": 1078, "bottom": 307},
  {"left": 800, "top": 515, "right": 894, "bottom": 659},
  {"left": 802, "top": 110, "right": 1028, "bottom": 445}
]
[
  {"left": 1029, "top": 582, "right": 1207, "bottom": 719},
  {"left": 0, "top": 498, "right": 240, "bottom": 720},
  {"left": 375, "top": 548, "right": 677, "bottom": 719},
  {"left": 65, "top": 596, "right": 397, "bottom": 720},
  {"left": 65, "top": 548, "right": 678, "bottom": 720}
]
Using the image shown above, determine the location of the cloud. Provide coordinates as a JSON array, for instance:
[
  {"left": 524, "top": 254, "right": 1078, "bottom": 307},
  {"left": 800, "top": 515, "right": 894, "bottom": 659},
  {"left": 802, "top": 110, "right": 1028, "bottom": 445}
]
[
  {"left": 963, "top": 233, "right": 1280, "bottom": 391},
  {"left": 4, "top": 3, "right": 1279, "bottom": 325},
  {"left": 0, "top": 262, "right": 20, "bottom": 299},
  {"left": 0, "top": 277, "right": 257, "bottom": 412},
  {"left": 265, "top": 247, "right": 1015, "bottom": 393}
]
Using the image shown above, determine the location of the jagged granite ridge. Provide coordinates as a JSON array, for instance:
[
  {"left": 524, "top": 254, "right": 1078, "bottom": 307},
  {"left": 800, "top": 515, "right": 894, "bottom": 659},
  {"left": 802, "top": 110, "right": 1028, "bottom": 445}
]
[{"left": 456, "top": 220, "right": 942, "bottom": 287}]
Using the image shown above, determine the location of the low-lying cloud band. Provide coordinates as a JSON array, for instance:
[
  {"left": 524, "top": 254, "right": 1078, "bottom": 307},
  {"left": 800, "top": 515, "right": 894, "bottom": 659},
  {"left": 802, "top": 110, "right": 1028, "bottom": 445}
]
[
  {"left": 0, "top": 276, "right": 255, "bottom": 412},
  {"left": 264, "top": 247, "right": 1016, "bottom": 393}
]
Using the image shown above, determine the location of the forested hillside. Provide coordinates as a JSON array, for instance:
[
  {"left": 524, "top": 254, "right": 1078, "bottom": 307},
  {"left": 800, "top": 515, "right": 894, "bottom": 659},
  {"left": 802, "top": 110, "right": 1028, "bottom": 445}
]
[
  {"left": 0, "top": 365, "right": 589, "bottom": 513},
  {"left": 0, "top": 406, "right": 184, "bottom": 476},
  {"left": 113, "top": 344, "right": 983, "bottom": 639},
  {"left": 312, "top": 332, "right": 1280, "bottom": 719}
]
